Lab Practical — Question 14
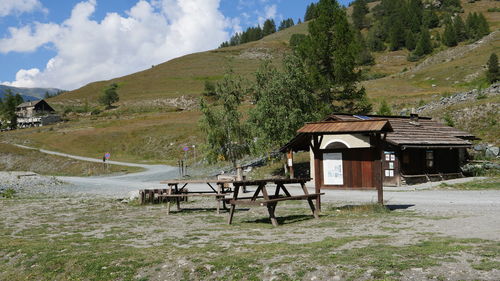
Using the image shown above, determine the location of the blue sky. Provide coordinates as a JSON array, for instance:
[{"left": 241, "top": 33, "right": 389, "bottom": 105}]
[{"left": 0, "top": 0, "right": 352, "bottom": 90}]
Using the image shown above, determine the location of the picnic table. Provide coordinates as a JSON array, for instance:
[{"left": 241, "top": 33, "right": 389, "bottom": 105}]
[
  {"left": 157, "top": 179, "right": 234, "bottom": 214},
  {"left": 226, "top": 178, "right": 324, "bottom": 227}
]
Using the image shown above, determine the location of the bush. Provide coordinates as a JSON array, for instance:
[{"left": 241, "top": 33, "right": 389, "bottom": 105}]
[
  {"left": 407, "top": 53, "right": 421, "bottom": 62},
  {"left": 0, "top": 188, "right": 16, "bottom": 198}
]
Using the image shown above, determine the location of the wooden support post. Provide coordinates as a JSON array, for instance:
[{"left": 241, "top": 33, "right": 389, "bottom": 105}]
[
  {"left": 312, "top": 135, "right": 322, "bottom": 210},
  {"left": 372, "top": 133, "right": 384, "bottom": 205},
  {"left": 287, "top": 150, "right": 294, "bottom": 179}
]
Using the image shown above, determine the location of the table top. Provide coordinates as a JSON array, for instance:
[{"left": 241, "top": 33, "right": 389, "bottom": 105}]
[
  {"left": 160, "top": 179, "right": 235, "bottom": 184},
  {"left": 231, "top": 178, "right": 312, "bottom": 186}
]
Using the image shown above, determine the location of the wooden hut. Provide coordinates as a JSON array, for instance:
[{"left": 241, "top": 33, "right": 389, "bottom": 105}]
[{"left": 281, "top": 114, "right": 476, "bottom": 206}]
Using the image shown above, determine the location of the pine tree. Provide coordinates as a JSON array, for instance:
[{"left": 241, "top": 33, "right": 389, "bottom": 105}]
[
  {"left": 352, "top": 0, "right": 369, "bottom": 30},
  {"left": 486, "top": 53, "right": 499, "bottom": 84},
  {"left": 0, "top": 91, "right": 24, "bottom": 129},
  {"left": 304, "top": 3, "right": 319, "bottom": 21},
  {"left": 477, "top": 13, "right": 490, "bottom": 38},
  {"left": 422, "top": 10, "right": 439, "bottom": 28},
  {"left": 298, "top": 0, "right": 372, "bottom": 114},
  {"left": 453, "top": 16, "right": 467, "bottom": 42},
  {"left": 278, "top": 18, "right": 295, "bottom": 31},
  {"left": 388, "top": 19, "right": 405, "bottom": 51},
  {"left": 367, "top": 27, "right": 386, "bottom": 52},
  {"left": 442, "top": 23, "right": 457, "bottom": 47},
  {"left": 262, "top": 19, "right": 277, "bottom": 36},
  {"left": 465, "top": 12, "right": 488, "bottom": 40},
  {"left": 414, "top": 26, "right": 432, "bottom": 57},
  {"left": 405, "top": 30, "right": 416, "bottom": 50},
  {"left": 407, "top": 0, "right": 423, "bottom": 33},
  {"left": 354, "top": 31, "right": 374, "bottom": 66}
]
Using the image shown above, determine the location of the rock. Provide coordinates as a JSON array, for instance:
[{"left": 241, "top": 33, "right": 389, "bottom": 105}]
[
  {"left": 128, "top": 190, "right": 139, "bottom": 200},
  {"left": 485, "top": 146, "right": 499, "bottom": 157},
  {"left": 473, "top": 144, "right": 487, "bottom": 151}
]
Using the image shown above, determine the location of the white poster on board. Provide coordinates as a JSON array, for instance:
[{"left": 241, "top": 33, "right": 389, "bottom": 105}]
[{"left": 323, "top": 153, "right": 343, "bottom": 185}]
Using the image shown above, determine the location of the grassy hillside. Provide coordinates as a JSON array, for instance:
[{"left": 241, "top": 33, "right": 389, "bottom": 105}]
[{"left": 1, "top": 0, "right": 498, "bottom": 164}]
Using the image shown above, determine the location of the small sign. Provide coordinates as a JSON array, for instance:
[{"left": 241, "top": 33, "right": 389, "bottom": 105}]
[
  {"left": 183, "top": 146, "right": 189, "bottom": 152},
  {"left": 105, "top": 153, "right": 111, "bottom": 160}
]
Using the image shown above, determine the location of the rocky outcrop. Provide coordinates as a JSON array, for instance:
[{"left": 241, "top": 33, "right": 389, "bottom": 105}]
[{"left": 416, "top": 83, "right": 499, "bottom": 114}]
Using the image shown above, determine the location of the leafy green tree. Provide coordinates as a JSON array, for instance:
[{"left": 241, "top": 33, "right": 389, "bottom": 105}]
[
  {"left": 486, "top": 53, "right": 499, "bottom": 84},
  {"left": 249, "top": 56, "right": 320, "bottom": 152},
  {"left": 352, "top": 0, "right": 369, "bottom": 29},
  {"left": 99, "top": 83, "right": 119, "bottom": 108},
  {"left": 262, "top": 19, "right": 277, "bottom": 36},
  {"left": 377, "top": 99, "right": 392, "bottom": 115},
  {"left": 442, "top": 23, "right": 457, "bottom": 47},
  {"left": 297, "top": 0, "right": 372, "bottom": 114},
  {"left": 414, "top": 26, "right": 433, "bottom": 57},
  {"left": 202, "top": 80, "right": 216, "bottom": 97},
  {"left": 199, "top": 69, "right": 250, "bottom": 167}
]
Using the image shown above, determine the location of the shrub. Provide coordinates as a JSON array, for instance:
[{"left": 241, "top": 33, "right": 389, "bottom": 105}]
[{"left": 0, "top": 188, "right": 16, "bottom": 198}]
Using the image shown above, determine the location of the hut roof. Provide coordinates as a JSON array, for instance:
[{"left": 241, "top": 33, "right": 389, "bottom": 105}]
[
  {"left": 327, "top": 114, "right": 475, "bottom": 147},
  {"left": 281, "top": 114, "right": 476, "bottom": 152}
]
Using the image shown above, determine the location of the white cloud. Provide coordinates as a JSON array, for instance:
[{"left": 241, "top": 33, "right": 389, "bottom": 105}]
[
  {"left": 0, "top": 0, "right": 46, "bottom": 17},
  {"left": 0, "top": 0, "right": 230, "bottom": 90},
  {"left": 257, "top": 4, "right": 277, "bottom": 25}
]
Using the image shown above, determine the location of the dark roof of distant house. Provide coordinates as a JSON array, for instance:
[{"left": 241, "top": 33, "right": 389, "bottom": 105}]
[
  {"left": 16, "top": 100, "right": 43, "bottom": 108},
  {"left": 16, "top": 99, "right": 54, "bottom": 112},
  {"left": 280, "top": 113, "right": 476, "bottom": 152}
]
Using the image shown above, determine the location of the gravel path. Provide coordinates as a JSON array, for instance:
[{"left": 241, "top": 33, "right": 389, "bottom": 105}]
[{"left": 8, "top": 144, "right": 179, "bottom": 196}]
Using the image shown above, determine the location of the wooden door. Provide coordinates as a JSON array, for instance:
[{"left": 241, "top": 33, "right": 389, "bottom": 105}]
[{"left": 321, "top": 148, "right": 375, "bottom": 189}]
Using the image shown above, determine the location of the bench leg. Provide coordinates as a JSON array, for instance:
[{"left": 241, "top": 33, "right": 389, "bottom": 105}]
[
  {"left": 176, "top": 197, "right": 181, "bottom": 211},
  {"left": 307, "top": 198, "right": 319, "bottom": 219},
  {"left": 227, "top": 204, "right": 236, "bottom": 224},
  {"left": 267, "top": 203, "right": 279, "bottom": 227},
  {"left": 166, "top": 200, "right": 171, "bottom": 215},
  {"left": 217, "top": 198, "right": 220, "bottom": 215}
]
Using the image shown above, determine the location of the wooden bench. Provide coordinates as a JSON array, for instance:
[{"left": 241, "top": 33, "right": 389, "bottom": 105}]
[
  {"left": 226, "top": 178, "right": 323, "bottom": 226},
  {"left": 158, "top": 179, "right": 234, "bottom": 214}
]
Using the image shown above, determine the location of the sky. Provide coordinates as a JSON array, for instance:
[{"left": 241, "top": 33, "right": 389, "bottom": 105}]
[{"left": 0, "top": 0, "right": 352, "bottom": 90}]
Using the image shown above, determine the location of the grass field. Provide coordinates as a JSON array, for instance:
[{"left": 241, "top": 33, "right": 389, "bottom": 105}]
[
  {"left": 0, "top": 143, "right": 142, "bottom": 176},
  {"left": 1, "top": 197, "right": 499, "bottom": 281}
]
